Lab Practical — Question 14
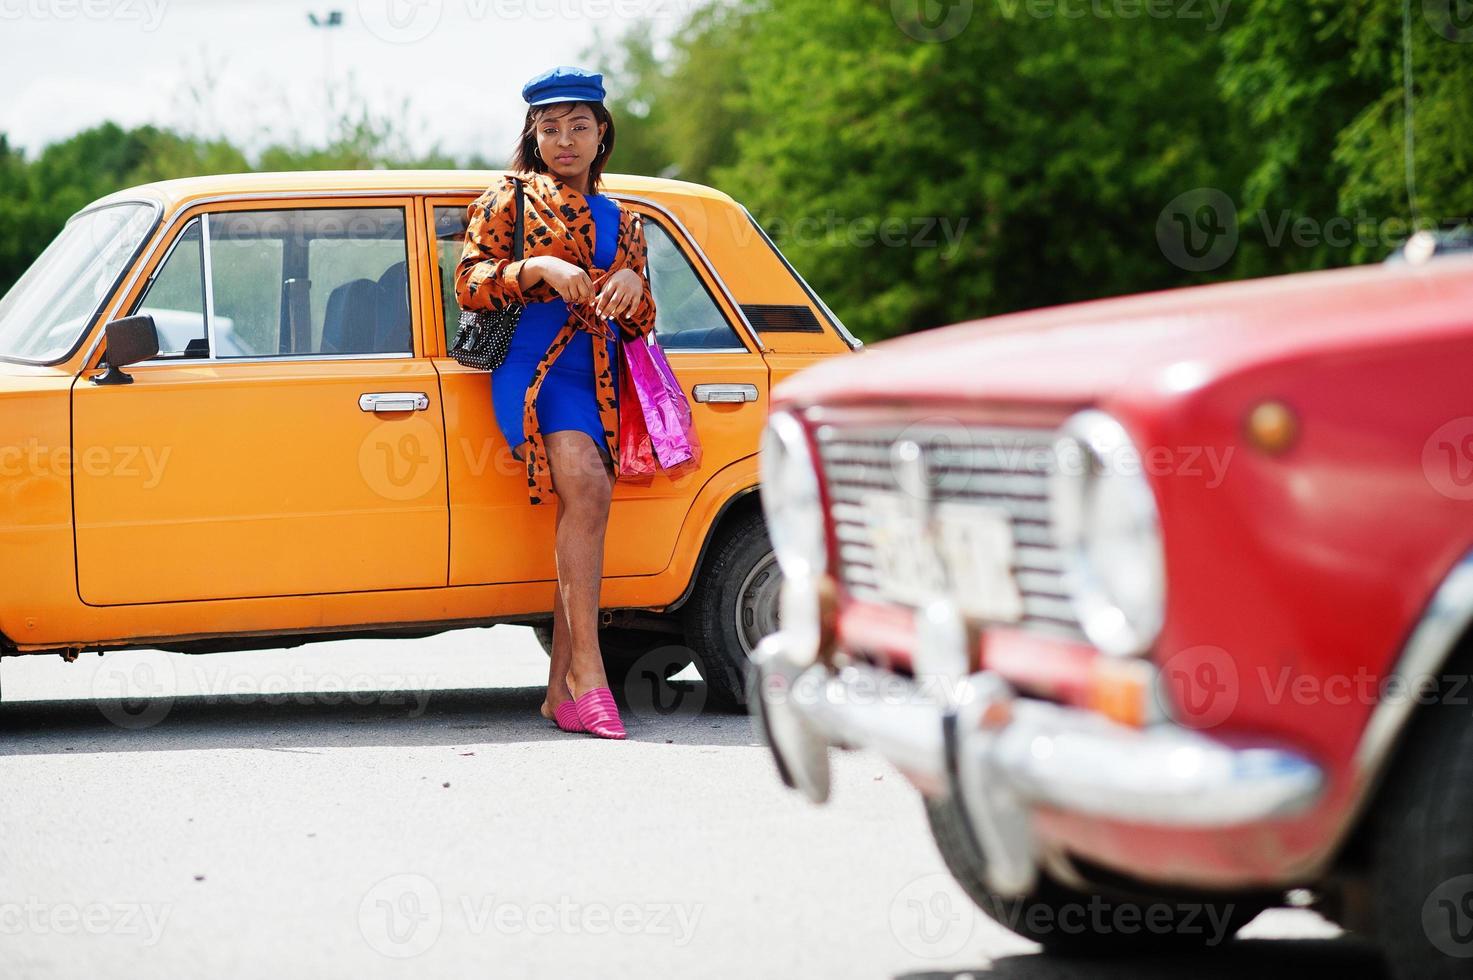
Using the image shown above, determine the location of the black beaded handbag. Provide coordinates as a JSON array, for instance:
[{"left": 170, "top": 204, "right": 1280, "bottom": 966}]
[{"left": 450, "top": 177, "right": 525, "bottom": 371}]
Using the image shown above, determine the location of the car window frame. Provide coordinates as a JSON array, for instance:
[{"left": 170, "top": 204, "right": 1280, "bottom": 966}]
[
  {"left": 85, "top": 194, "right": 425, "bottom": 370},
  {"left": 423, "top": 192, "right": 763, "bottom": 357}
]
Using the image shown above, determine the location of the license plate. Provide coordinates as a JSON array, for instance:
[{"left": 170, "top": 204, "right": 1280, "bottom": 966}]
[{"left": 863, "top": 494, "right": 1025, "bottom": 623}]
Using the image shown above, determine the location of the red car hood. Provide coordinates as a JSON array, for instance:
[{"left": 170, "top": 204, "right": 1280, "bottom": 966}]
[{"left": 776, "top": 255, "right": 1473, "bottom": 410}]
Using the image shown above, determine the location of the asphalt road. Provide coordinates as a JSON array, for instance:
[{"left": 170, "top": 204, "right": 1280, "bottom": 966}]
[{"left": 0, "top": 626, "right": 1384, "bottom": 978}]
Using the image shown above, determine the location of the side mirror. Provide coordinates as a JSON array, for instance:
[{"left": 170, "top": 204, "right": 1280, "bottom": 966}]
[{"left": 91, "top": 314, "right": 160, "bottom": 386}]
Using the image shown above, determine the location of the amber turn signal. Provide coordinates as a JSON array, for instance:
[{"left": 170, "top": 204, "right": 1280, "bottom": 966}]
[
  {"left": 1087, "top": 658, "right": 1158, "bottom": 729},
  {"left": 1246, "top": 400, "right": 1298, "bottom": 454}
]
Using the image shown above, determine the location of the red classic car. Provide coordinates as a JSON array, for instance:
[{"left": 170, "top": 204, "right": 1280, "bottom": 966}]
[{"left": 752, "top": 239, "right": 1473, "bottom": 976}]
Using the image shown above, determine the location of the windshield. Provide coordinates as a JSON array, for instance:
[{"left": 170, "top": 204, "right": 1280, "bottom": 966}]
[{"left": 0, "top": 202, "right": 158, "bottom": 363}]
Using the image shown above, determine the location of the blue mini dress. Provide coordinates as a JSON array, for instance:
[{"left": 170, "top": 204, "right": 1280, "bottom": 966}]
[{"left": 490, "top": 192, "right": 621, "bottom": 463}]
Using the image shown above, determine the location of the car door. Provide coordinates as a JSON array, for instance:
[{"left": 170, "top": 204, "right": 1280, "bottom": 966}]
[
  {"left": 71, "top": 199, "right": 449, "bottom": 604},
  {"left": 425, "top": 195, "right": 768, "bottom": 586}
]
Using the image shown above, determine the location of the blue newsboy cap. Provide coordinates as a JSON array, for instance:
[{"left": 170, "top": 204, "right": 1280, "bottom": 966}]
[{"left": 522, "top": 66, "right": 606, "bottom": 106}]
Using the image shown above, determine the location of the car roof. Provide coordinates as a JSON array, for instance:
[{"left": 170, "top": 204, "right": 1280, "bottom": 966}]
[{"left": 82, "top": 169, "right": 738, "bottom": 216}]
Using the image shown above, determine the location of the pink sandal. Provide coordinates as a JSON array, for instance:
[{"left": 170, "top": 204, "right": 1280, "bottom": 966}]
[
  {"left": 552, "top": 700, "right": 586, "bottom": 734},
  {"left": 571, "top": 687, "right": 627, "bottom": 740}
]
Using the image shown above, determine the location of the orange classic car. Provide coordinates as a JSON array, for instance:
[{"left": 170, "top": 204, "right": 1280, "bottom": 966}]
[{"left": 0, "top": 170, "right": 857, "bottom": 709}]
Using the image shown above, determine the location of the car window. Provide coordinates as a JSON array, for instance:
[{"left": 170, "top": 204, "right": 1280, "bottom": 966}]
[
  {"left": 135, "top": 218, "right": 206, "bottom": 357},
  {"left": 433, "top": 206, "right": 468, "bottom": 347},
  {"left": 433, "top": 204, "right": 744, "bottom": 352},
  {"left": 134, "top": 206, "right": 412, "bottom": 359},
  {"left": 643, "top": 221, "right": 743, "bottom": 350},
  {"left": 208, "top": 227, "right": 284, "bottom": 357}
]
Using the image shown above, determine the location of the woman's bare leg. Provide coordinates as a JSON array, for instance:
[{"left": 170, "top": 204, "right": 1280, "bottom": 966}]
[
  {"left": 542, "top": 430, "right": 614, "bottom": 699},
  {"left": 539, "top": 555, "right": 576, "bottom": 720}
]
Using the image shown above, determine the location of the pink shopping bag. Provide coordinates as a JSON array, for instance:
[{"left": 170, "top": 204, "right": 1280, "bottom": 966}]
[
  {"left": 621, "top": 334, "right": 702, "bottom": 475},
  {"left": 617, "top": 349, "right": 658, "bottom": 483}
]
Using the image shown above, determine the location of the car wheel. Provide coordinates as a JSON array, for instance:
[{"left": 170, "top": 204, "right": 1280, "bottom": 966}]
[
  {"left": 1370, "top": 672, "right": 1473, "bottom": 979},
  {"left": 532, "top": 625, "right": 692, "bottom": 685},
  {"left": 682, "top": 509, "right": 780, "bottom": 712},
  {"left": 924, "top": 795, "right": 1261, "bottom": 954}
]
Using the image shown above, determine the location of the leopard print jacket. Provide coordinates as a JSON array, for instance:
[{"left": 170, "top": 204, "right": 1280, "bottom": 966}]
[{"left": 454, "top": 170, "right": 657, "bottom": 505}]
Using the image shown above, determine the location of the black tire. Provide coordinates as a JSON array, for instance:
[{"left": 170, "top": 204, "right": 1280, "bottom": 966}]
[
  {"left": 1370, "top": 669, "right": 1473, "bottom": 979},
  {"left": 532, "top": 625, "right": 691, "bottom": 685},
  {"left": 925, "top": 795, "right": 1261, "bottom": 954},
  {"left": 681, "top": 508, "right": 780, "bottom": 712}
]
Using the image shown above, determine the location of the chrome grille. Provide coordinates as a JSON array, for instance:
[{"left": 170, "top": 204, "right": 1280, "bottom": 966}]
[{"left": 813, "top": 418, "right": 1084, "bottom": 639}]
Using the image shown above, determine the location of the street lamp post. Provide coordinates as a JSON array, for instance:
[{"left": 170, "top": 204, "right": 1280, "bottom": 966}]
[{"left": 307, "top": 10, "right": 344, "bottom": 143}]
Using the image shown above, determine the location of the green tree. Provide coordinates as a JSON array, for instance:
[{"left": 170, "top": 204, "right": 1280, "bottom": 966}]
[
  {"left": 590, "top": 1, "right": 763, "bottom": 183},
  {"left": 704, "top": 0, "right": 1242, "bottom": 339},
  {"left": 599, "top": 0, "right": 1472, "bottom": 341},
  {"left": 1220, "top": 0, "right": 1473, "bottom": 267}
]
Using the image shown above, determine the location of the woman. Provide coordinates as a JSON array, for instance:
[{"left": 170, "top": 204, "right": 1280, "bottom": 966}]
[{"left": 453, "top": 66, "right": 657, "bottom": 740}]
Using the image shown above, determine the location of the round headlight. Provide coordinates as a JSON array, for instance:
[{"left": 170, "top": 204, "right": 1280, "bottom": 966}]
[
  {"left": 760, "top": 411, "right": 828, "bottom": 579},
  {"left": 1050, "top": 411, "right": 1165, "bottom": 656}
]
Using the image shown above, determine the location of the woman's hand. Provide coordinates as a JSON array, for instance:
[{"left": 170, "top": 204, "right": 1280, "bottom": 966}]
[
  {"left": 532, "top": 256, "right": 596, "bottom": 307},
  {"left": 594, "top": 269, "right": 644, "bottom": 320}
]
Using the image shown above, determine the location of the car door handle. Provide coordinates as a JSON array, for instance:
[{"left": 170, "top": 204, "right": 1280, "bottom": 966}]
[
  {"left": 692, "top": 384, "right": 759, "bottom": 404},
  {"left": 359, "top": 392, "right": 429, "bottom": 413}
]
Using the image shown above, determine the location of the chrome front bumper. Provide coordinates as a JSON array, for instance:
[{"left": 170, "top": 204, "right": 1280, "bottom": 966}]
[{"left": 751, "top": 629, "right": 1326, "bottom": 898}]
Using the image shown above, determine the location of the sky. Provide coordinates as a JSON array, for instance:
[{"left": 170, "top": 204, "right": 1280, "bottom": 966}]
[{"left": 0, "top": 0, "right": 696, "bottom": 164}]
